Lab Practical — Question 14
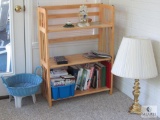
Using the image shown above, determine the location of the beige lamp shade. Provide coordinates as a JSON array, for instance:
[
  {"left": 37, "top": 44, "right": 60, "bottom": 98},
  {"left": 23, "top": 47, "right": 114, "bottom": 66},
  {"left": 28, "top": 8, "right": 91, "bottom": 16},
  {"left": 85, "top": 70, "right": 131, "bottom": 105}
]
[{"left": 111, "top": 37, "right": 158, "bottom": 79}]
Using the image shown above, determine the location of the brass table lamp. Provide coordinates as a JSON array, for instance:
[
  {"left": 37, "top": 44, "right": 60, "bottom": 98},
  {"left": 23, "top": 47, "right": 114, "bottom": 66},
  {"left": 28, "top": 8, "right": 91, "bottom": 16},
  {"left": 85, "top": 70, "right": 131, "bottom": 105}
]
[{"left": 111, "top": 37, "right": 158, "bottom": 114}]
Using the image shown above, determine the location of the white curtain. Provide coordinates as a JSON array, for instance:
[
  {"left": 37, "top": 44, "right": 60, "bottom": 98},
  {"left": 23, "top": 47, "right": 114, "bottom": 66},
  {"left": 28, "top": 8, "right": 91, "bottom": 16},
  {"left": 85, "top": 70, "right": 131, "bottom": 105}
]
[{"left": 0, "top": 0, "right": 9, "bottom": 31}]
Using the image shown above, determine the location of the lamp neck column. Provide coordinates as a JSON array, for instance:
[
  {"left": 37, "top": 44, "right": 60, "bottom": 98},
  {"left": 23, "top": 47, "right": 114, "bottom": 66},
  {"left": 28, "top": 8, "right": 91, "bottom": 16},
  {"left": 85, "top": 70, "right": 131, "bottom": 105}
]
[
  {"left": 133, "top": 79, "right": 140, "bottom": 103},
  {"left": 129, "top": 79, "right": 141, "bottom": 114}
]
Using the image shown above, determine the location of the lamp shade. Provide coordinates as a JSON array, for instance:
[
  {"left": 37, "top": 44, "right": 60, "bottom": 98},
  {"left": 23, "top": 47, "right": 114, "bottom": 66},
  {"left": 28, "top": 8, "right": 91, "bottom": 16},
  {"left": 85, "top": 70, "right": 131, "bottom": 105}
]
[{"left": 111, "top": 37, "right": 158, "bottom": 79}]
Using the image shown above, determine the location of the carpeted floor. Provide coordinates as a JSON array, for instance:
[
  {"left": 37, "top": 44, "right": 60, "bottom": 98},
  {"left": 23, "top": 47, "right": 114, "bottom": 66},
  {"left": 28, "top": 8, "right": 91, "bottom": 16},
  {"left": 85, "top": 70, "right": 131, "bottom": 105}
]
[{"left": 0, "top": 89, "right": 159, "bottom": 120}]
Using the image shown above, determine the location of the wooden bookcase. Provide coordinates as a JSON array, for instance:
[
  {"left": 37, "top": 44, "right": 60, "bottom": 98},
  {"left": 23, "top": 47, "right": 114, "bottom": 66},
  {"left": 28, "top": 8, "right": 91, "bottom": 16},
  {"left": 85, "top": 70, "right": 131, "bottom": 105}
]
[{"left": 38, "top": 3, "right": 114, "bottom": 107}]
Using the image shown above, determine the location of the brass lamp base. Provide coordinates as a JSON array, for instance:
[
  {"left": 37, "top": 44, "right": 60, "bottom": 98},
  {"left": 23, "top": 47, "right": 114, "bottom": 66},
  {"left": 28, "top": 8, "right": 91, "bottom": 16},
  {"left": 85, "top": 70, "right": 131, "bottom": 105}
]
[
  {"left": 129, "top": 103, "right": 141, "bottom": 114},
  {"left": 129, "top": 79, "right": 141, "bottom": 114}
]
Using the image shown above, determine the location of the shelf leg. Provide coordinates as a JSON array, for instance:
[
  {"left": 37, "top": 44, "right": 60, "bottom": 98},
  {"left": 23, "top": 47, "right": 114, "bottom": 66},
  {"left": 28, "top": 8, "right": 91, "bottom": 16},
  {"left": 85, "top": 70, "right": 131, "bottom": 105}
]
[
  {"left": 109, "top": 89, "right": 113, "bottom": 95},
  {"left": 49, "top": 101, "right": 52, "bottom": 107}
]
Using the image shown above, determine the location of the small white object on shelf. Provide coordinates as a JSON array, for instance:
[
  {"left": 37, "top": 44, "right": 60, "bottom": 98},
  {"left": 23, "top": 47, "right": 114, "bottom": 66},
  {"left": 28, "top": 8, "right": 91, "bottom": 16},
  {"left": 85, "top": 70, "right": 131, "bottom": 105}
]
[
  {"left": 50, "top": 69, "right": 68, "bottom": 78},
  {"left": 66, "top": 21, "right": 72, "bottom": 25},
  {"left": 77, "top": 22, "right": 90, "bottom": 27},
  {"left": 77, "top": 4, "right": 90, "bottom": 27}
]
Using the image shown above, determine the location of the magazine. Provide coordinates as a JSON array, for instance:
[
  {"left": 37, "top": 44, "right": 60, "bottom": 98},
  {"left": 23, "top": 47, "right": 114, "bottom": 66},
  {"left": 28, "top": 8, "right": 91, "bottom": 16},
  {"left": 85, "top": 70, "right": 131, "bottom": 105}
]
[{"left": 83, "top": 50, "right": 112, "bottom": 59}]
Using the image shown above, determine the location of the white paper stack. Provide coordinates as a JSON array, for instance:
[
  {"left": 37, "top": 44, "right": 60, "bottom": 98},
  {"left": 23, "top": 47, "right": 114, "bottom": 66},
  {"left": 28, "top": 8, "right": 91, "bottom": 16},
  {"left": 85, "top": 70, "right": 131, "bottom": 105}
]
[{"left": 50, "top": 69, "right": 68, "bottom": 78}]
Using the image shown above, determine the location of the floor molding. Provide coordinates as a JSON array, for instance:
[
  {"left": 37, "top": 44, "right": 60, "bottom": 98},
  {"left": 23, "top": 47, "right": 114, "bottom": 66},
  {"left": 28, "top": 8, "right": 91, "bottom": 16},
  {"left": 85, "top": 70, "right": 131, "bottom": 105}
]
[{"left": 0, "top": 95, "right": 9, "bottom": 100}]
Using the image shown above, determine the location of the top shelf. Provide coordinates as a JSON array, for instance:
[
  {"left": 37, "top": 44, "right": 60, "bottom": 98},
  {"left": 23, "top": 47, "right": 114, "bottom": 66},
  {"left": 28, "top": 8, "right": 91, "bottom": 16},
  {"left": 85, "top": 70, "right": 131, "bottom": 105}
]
[
  {"left": 38, "top": 4, "right": 114, "bottom": 33},
  {"left": 47, "top": 22, "right": 113, "bottom": 32}
]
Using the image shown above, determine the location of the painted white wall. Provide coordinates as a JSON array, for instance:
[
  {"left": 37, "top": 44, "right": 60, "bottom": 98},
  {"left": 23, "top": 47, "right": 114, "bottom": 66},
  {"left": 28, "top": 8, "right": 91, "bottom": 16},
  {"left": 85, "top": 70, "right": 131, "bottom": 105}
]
[
  {"left": 105, "top": 0, "right": 160, "bottom": 117},
  {"left": 102, "top": 0, "right": 109, "bottom": 4},
  {"left": 32, "top": 0, "right": 101, "bottom": 71}
]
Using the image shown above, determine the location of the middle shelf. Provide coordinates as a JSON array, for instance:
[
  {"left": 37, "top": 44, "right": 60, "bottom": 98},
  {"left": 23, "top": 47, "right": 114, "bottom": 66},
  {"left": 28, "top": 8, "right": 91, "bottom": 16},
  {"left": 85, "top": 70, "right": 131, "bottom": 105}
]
[{"left": 49, "top": 54, "right": 111, "bottom": 69}]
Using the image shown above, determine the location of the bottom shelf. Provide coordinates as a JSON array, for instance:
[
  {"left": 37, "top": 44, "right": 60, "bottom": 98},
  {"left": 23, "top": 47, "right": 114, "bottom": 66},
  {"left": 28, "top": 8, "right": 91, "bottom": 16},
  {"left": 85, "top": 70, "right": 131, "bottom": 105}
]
[
  {"left": 75, "top": 87, "right": 110, "bottom": 97},
  {"left": 52, "top": 87, "right": 110, "bottom": 101}
]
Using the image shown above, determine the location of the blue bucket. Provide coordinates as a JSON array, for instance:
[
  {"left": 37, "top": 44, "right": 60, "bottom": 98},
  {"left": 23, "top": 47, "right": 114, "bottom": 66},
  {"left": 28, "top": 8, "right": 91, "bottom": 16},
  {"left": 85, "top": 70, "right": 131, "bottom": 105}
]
[{"left": 51, "top": 83, "right": 75, "bottom": 100}]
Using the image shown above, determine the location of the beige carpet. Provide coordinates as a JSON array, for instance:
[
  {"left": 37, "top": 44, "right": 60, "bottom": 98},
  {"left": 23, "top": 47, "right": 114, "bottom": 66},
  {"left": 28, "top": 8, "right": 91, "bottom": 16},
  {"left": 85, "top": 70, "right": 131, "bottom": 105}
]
[{"left": 0, "top": 89, "right": 159, "bottom": 120}]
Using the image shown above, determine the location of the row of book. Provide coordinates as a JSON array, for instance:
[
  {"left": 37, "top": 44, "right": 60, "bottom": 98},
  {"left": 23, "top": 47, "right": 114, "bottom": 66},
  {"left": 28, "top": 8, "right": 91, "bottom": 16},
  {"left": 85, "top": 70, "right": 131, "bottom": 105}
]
[
  {"left": 67, "top": 61, "right": 111, "bottom": 91},
  {"left": 50, "top": 61, "right": 111, "bottom": 90}
]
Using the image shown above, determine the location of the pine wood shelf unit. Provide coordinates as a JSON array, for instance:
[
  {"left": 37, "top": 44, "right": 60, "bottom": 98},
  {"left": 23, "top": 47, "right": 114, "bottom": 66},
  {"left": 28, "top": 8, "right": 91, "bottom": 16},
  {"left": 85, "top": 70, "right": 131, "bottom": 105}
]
[{"left": 38, "top": 3, "right": 114, "bottom": 107}]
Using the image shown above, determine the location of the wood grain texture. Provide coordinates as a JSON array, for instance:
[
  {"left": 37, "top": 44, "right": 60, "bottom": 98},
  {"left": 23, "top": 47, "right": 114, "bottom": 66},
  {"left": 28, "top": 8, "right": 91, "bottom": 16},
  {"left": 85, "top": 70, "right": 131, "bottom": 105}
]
[
  {"left": 48, "top": 22, "right": 113, "bottom": 32},
  {"left": 50, "top": 54, "right": 111, "bottom": 69},
  {"left": 48, "top": 35, "right": 98, "bottom": 44},
  {"left": 48, "top": 12, "right": 99, "bottom": 19}
]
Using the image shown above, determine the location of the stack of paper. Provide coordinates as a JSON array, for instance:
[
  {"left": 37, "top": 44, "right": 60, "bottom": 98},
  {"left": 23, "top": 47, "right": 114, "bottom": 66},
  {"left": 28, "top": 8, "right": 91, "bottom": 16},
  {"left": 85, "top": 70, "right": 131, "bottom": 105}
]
[{"left": 50, "top": 69, "right": 68, "bottom": 78}]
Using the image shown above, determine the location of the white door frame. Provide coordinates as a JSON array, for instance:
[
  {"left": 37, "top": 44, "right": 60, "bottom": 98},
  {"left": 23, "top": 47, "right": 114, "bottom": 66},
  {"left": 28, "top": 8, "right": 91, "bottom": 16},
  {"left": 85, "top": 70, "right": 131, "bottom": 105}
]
[
  {"left": 0, "top": 0, "right": 26, "bottom": 96},
  {"left": 6, "top": 0, "right": 26, "bottom": 75},
  {"left": 0, "top": 0, "right": 26, "bottom": 76},
  {"left": 24, "top": 0, "right": 34, "bottom": 73}
]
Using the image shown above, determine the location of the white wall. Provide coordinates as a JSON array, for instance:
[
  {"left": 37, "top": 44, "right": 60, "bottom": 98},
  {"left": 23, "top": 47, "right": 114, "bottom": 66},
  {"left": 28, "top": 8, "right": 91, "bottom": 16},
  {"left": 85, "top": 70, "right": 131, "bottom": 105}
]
[
  {"left": 32, "top": 0, "right": 101, "bottom": 70},
  {"left": 106, "top": 0, "right": 160, "bottom": 117}
]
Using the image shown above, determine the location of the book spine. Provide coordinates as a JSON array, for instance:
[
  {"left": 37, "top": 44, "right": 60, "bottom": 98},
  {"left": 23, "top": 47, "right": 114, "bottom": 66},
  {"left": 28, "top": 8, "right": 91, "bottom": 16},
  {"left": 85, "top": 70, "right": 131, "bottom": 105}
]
[
  {"left": 101, "top": 67, "right": 106, "bottom": 87},
  {"left": 84, "top": 69, "right": 90, "bottom": 90},
  {"left": 91, "top": 69, "right": 97, "bottom": 88},
  {"left": 80, "top": 69, "right": 87, "bottom": 91},
  {"left": 75, "top": 68, "right": 83, "bottom": 90},
  {"left": 96, "top": 69, "right": 99, "bottom": 88},
  {"left": 106, "top": 62, "right": 111, "bottom": 88},
  {"left": 87, "top": 67, "right": 94, "bottom": 89},
  {"left": 97, "top": 68, "right": 101, "bottom": 88},
  {"left": 101, "top": 61, "right": 111, "bottom": 88}
]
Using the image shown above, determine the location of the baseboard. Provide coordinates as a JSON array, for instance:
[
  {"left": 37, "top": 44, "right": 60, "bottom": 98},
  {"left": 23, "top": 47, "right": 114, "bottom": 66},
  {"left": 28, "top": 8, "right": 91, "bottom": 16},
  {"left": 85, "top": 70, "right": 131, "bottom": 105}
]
[{"left": 0, "top": 95, "right": 9, "bottom": 100}]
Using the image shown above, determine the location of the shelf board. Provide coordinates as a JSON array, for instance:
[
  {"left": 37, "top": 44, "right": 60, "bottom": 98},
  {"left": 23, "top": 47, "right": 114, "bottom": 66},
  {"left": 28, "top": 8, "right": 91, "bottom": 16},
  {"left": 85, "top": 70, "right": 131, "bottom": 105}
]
[
  {"left": 74, "top": 87, "right": 110, "bottom": 97},
  {"left": 49, "top": 54, "right": 111, "bottom": 68},
  {"left": 52, "top": 87, "right": 110, "bottom": 101},
  {"left": 48, "top": 22, "right": 113, "bottom": 32}
]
